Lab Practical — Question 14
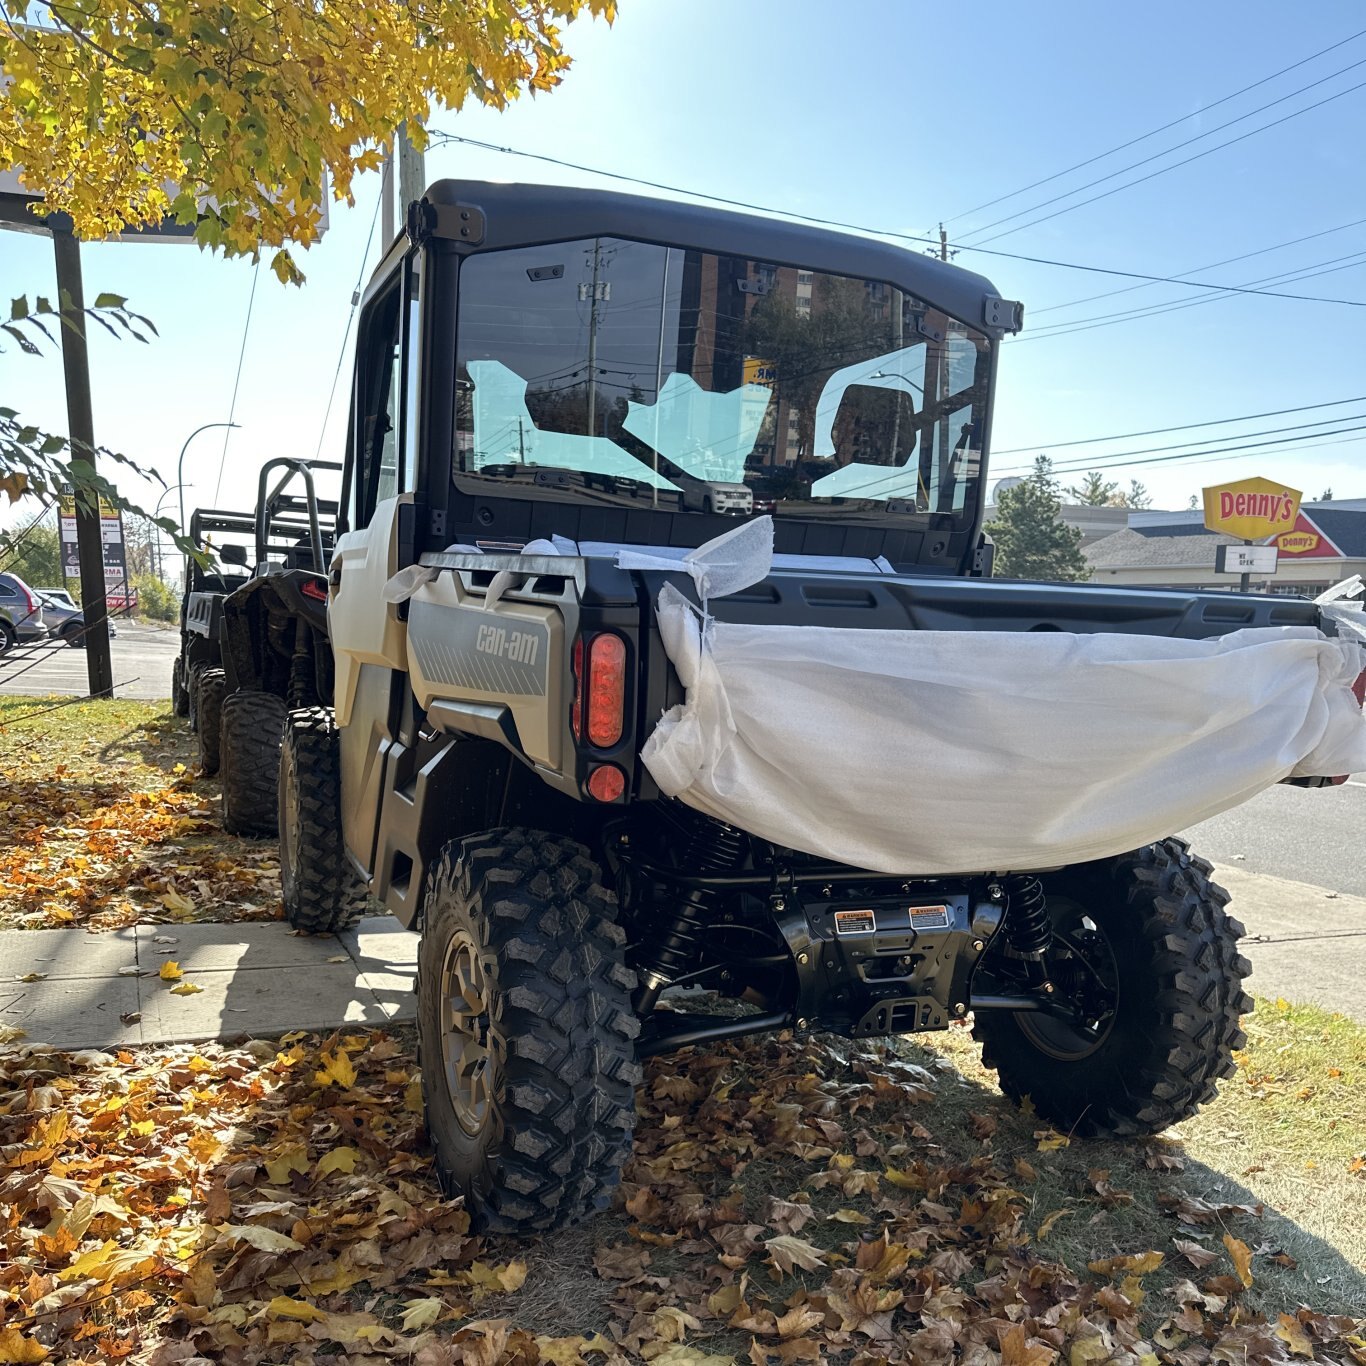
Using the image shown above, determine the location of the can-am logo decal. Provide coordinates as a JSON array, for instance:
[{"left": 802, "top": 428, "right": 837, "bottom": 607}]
[{"left": 476, "top": 624, "right": 540, "bottom": 667}]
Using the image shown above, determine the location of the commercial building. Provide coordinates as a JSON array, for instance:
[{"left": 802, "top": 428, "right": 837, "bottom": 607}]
[{"left": 1083, "top": 500, "right": 1366, "bottom": 596}]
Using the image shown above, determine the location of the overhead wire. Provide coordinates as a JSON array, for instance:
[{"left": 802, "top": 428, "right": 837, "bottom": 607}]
[
  {"left": 316, "top": 189, "right": 385, "bottom": 459},
  {"left": 1013, "top": 249, "right": 1366, "bottom": 342},
  {"left": 944, "top": 27, "right": 1366, "bottom": 225},
  {"left": 991, "top": 395, "right": 1366, "bottom": 455},
  {"left": 211, "top": 257, "right": 262, "bottom": 504},
  {"left": 965, "top": 73, "right": 1366, "bottom": 248},
  {"left": 1030, "top": 216, "right": 1366, "bottom": 317},
  {"left": 957, "top": 53, "right": 1366, "bottom": 244},
  {"left": 425, "top": 132, "right": 1366, "bottom": 308}
]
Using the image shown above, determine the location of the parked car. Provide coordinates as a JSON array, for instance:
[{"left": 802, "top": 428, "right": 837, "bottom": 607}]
[
  {"left": 0, "top": 572, "right": 46, "bottom": 655},
  {"left": 34, "top": 588, "right": 115, "bottom": 647}
]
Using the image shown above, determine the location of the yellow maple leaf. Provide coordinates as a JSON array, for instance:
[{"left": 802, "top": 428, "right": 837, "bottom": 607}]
[
  {"left": 399, "top": 1298, "right": 445, "bottom": 1332},
  {"left": 267, "top": 1296, "right": 326, "bottom": 1323},
  {"left": 159, "top": 961, "right": 183, "bottom": 981},
  {"left": 170, "top": 982, "right": 203, "bottom": 996},
  {"left": 160, "top": 889, "right": 195, "bottom": 915},
  {"left": 1035, "top": 1129, "right": 1070, "bottom": 1151},
  {"left": 463, "top": 1260, "right": 529, "bottom": 1294},
  {"left": 317, "top": 1146, "right": 360, "bottom": 1176},
  {"left": 0, "top": 1327, "right": 49, "bottom": 1363},
  {"left": 314, "top": 1048, "right": 356, "bottom": 1089},
  {"left": 264, "top": 1144, "right": 310, "bottom": 1185}
]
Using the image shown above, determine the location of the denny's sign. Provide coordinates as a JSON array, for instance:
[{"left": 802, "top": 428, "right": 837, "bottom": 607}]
[{"left": 1202, "top": 477, "right": 1301, "bottom": 541}]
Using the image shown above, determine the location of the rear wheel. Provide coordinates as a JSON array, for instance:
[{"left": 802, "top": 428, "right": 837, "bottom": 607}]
[
  {"left": 63, "top": 623, "right": 85, "bottom": 649},
  {"left": 0, "top": 621, "right": 15, "bottom": 656},
  {"left": 194, "top": 669, "right": 226, "bottom": 775},
  {"left": 171, "top": 658, "right": 189, "bottom": 717},
  {"left": 279, "top": 707, "right": 368, "bottom": 931},
  {"left": 974, "top": 837, "right": 1251, "bottom": 1137},
  {"left": 417, "top": 829, "right": 640, "bottom": 1232},
  {"left": 220, "top": 690, "right": 287, "bottom": 835}
]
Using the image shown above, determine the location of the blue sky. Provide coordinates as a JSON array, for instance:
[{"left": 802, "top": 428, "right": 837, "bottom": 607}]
[{"left": 3, "top": 0, "right": 1365, "bottom": 524}]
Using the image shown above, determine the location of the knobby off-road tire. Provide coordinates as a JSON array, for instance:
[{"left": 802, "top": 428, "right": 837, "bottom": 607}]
[
  {"left": 975, "top": 837, "right": 1251, "bottom": 1138},
  {"left": 220, "top": 690, "right": 287, "bottom": 836},
  {"left": 172, "top": 658, "right": 190, "bottom": 717},
  {"left": 417, "top": 829, "right": 641, "bottom": 1233},
  {"left": 195, "top": 669, "right": 227, "bottom": 775},
  {"left": 278, "top": 707, "right": 368, "bottom": 932}
]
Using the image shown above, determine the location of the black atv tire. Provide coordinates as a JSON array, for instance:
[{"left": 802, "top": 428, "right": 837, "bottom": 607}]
[
  {"left": 278, "top": 707, "right": 368, "bottom": 932},
  {"left": 974, "top": 837, "right": 1251, "bottom": 1138},
  {"left": 195, "top": 669, "right": 227, "bottom": 775},
  {"left": 220, "top": 690, "right": 287, "bottom": 835},
  {"left": 172, "top": 658, "right": 190, "bottom": 717},
  {"left": 417, "top": 829, "right": 641, "bottom": 1233}
]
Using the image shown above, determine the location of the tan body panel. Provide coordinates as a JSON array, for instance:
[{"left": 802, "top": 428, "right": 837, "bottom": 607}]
[
  {"left": 406, "top": 573, "right": 567, "bottom": 771},
  {"left": 330, "top": 495, "right": 410, "bottom": 727}
]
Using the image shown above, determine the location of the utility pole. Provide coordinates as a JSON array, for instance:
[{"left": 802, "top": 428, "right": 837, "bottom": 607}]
[
  {"left": 585, "top": 239, "right": 602, "bottom": 439},
  {"left": 50, "top": 214, "right": 113, "bottom": 698},
  {"left": 397, "top": 122, "right": 426, "bottom": 221},
  {"left": 938, "top": 223, "right": 949, "bottom": 262}
]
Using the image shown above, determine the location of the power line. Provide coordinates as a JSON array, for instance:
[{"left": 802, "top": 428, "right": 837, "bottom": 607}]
[
  {"left": 212, "top": 258, "right": 261, "bottom": 505},
  {"left": 993, "top": 423, "right": 1366, "bottom": 479},
  {"left": 966, "top": 72, "right": 1366, "bottom": 248},
  {"left": 945, "top": 27, "right": 1366, "bottom": 226},
  {"left": 1030, "top": 216, "right": 1366, "bottom": 317},
  {"left": 426, "top": 132, "right": 1366, "bottom": 309},
  {"left": 992, "top": 395, "right": 1366, "bottom": 455},
  {"left": 1013, "top": 249, "right": 1366, "bottom": 343},
  {"left": 998, "top": 412, "right": 1366, "bottom": 472},
  {"left": 958, "top": 52, "right": 1366, "bottom": 244},
  {"left": 316, "top": 191, "right": 384, "bottom": 459}
]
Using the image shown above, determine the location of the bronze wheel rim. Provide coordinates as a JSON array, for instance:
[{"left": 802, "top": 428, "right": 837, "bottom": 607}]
[{"left": 440, "top": 931, "right": 494, "bottom": 1135}]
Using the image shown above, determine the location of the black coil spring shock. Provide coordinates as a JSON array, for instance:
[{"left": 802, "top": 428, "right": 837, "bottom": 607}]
[
  {"left": 634, "top": 807, "right": 746, "bottom": 1013},
  {"left": 1003, "top": 874, "right": 1051, "bottom": 961}
]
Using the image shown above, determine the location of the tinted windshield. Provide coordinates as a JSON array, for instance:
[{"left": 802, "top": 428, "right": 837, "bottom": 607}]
[{"left": 454, "top": 238, "right": 989, "bottom": 522}]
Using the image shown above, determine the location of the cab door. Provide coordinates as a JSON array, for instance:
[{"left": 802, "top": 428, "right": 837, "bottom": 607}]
[{"left": 330, "top": 259, "right": 418, "bottom": 877}]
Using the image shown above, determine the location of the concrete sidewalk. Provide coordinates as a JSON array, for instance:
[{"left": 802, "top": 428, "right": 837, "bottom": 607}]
[
  {"left": 0, "top": 915, "right": 416, "bottom": 1049},
  {"left": 0, "top": 862, "right": 1362, "bottom": 1052}
]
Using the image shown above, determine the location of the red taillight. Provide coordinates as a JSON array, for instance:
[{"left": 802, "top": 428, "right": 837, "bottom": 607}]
[
  {"left": 586, "top": 763, "right": 626, "bottom": 802},
  {"left": 586, "top": 634, "right": 626, "bottom": 747},
  {"left": 571, "top": 633, "right": 626, "bottom": 748},
  {"left": 20, "top": 584, "right": 35, "bottom": 616},
  {"left": 301, "top": 578, "right": 328, "bottom": 602}
]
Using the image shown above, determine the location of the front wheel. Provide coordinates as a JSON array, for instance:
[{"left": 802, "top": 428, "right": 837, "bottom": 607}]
[
  {"left": 279, "top": 707, "right": 368, "bottom": 932},
  {"left": 417, "top": 830, "right": 641, "bottom": 1232},
  {"left": 974, "top": 837, "right": 1251, "bottom": 1138}
]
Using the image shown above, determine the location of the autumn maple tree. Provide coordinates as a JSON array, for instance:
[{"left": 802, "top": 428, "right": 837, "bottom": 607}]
[{"left": 0, "top": 0, "right": 616, "bottom": 282}]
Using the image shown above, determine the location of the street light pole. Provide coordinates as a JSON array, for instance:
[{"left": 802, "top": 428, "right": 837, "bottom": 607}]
[
  {"left": 177, "top": 422, "right": 239, "bottom": 538},
  {"left": 153, "top": 485, "right": 182, "bottom": 581}
]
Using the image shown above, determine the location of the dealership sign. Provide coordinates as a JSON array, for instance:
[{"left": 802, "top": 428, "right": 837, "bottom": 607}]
[{"left": 1202, "top": 477, "right": 1302, "bottom": 540}]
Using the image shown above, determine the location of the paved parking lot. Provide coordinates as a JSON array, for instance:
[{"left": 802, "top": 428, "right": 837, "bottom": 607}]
[{"left": 0, "top": 620, "right": 177, "bottom": 701}]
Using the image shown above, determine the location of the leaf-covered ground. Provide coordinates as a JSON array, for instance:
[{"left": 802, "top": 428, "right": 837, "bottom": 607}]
[
  {"left": 0, "top": 698, "right": 281, "bottom": 930},
  {"left": 2, "top": 1013, "right": 1364, "bottom": 1366},
  {"left": 2, "top": 695, "right": 1364, "bottom": 1364}
]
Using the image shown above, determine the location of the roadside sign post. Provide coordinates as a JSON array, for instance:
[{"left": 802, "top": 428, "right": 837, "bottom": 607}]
[
  {"left": 1202, "top": 477, "right": 1301, "bottom": 595},
  {"left": 50, "top": 214, "right": 114, "bottom": 698}
]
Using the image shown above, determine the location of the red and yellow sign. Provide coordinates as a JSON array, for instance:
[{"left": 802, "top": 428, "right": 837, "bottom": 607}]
[
  {"left": 1202, "top": 477, "right": 1301, "bottom": 540},
  {"left": 1274, "top": 512, "right": 1341, "bottom": 559}
]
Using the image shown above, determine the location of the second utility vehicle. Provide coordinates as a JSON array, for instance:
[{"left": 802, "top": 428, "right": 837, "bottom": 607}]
[{"left": 272, "top": 180, "right": 1354, "bottom": 1232}]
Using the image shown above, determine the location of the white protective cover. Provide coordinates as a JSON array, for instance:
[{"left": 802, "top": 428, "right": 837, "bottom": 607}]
[{"left": 641, "top": 520, "right": 1366, "bottom": 875}]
